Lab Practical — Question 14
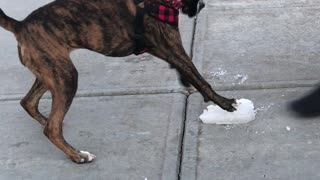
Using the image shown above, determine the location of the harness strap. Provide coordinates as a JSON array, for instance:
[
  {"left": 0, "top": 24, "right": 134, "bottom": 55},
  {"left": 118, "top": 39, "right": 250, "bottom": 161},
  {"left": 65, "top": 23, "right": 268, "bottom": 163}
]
[{"left": 133, "top": 0, "right": 147, "bottom": 55}]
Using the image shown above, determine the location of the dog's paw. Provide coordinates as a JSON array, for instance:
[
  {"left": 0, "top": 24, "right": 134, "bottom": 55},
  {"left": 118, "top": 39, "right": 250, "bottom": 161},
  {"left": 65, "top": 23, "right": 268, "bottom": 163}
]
[
  {"left": 72, "top": 151, "right": 96, "bottom": 164},
  {"left": 219, "top": 98, "right": 237, "bottom": 112}
]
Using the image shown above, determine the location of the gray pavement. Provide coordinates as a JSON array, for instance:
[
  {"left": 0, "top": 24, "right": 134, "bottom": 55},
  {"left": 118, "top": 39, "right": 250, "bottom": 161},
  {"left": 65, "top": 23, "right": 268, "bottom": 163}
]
[
  {"left": 1, "top": 0, "right": 320, "bottom": 180},
  {"left": 181, "top": 89, "right": 320, "bottom": 180},
  {"left": 0, "top": 94, "right": 185, "bottom": 180}
]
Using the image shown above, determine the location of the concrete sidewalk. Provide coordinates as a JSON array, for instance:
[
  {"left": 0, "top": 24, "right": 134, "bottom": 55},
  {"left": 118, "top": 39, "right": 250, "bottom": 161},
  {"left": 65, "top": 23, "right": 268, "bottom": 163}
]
[
  {"left": 1, "top": 0, "right": 320, "bottom": 180},
  {"left": 181, "top": 1, "right": 320, "bottom": 180}
]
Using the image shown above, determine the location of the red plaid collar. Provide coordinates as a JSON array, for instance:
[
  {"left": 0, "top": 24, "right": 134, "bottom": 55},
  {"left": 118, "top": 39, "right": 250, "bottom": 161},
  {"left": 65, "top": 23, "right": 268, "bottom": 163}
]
[{"left": 147, "top": 3, "right": 180, "bottom": 26}]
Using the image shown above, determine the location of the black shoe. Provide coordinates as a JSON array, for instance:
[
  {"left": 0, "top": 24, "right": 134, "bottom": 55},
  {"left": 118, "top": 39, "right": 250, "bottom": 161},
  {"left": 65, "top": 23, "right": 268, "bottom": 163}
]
[{"left": 289, "top": 86, "right": 320, "bottom": 118}]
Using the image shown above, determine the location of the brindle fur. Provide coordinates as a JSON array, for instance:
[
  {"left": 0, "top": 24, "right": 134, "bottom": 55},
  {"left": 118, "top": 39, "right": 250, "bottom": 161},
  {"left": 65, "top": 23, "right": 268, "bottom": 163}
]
[{"left": 0, "top": 0, "right": 236, "bottom": 163}]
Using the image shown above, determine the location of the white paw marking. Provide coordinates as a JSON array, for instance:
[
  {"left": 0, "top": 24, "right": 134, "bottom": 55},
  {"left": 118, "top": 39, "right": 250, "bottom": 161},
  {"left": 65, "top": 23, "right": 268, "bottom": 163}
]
[{"left": 80, "top": 150, "right": 96, "bottom": 162}]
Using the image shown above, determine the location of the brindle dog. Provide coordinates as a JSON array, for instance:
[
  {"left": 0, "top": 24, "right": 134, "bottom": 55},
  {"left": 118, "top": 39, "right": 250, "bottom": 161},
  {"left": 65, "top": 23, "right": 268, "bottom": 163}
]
[{"left": 0, "top": 0, "right": 236, "bottom": 163}]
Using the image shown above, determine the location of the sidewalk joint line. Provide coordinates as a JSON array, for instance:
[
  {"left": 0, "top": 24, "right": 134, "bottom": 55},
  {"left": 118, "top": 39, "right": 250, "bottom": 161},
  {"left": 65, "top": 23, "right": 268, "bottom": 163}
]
[
  {"left": 0, "top": 81, "right": 316, "bottom": 102},
  {"left": 177, "top": 93, "right": 189, "bottom": 180}
]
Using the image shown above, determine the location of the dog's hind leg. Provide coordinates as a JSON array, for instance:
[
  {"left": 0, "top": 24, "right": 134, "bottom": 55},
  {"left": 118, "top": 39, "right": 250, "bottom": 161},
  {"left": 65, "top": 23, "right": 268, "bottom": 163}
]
[
  {"left": 20, "top": 78, "right": 48, "bottom": 125},
  {"left": 40, "top": 58, "right": 95, "bottom": 163},
  {"left": 18, "top": 45, "right": 48, "bottom": 125},
  {"left": 24, "top": 54, "right": 95, "bottom": 163}
]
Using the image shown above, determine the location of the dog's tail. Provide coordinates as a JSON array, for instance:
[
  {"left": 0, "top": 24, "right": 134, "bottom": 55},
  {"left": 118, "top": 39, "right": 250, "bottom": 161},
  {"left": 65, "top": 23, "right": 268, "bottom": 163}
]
[{"left": 0, "top": 8, "right": 20, "bottom": 34}]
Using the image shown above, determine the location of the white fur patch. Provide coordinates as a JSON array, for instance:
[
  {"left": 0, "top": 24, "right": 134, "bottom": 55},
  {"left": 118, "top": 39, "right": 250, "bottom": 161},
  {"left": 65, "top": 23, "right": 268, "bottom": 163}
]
[{"left": 80, "top": 150, "right": 96, "bottom": 162}]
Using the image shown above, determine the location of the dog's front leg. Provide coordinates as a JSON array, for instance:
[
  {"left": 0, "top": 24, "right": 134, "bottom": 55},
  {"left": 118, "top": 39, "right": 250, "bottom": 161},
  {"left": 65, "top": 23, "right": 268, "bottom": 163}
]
[{"left": 149, "top": 48, "right": 236, "bottom": 112}]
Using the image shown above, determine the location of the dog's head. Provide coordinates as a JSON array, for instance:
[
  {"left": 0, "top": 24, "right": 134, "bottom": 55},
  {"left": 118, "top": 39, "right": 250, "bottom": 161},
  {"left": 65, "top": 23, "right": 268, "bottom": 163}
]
[{"left": 181, "top": 0, "right": 205, "bottom": 17}]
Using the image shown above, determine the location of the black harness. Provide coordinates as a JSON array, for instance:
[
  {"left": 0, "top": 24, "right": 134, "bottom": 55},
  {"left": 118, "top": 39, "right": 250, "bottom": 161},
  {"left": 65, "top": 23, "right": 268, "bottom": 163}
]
[{"left": 133, "top": 0, "right": 147, "bottom": 55}]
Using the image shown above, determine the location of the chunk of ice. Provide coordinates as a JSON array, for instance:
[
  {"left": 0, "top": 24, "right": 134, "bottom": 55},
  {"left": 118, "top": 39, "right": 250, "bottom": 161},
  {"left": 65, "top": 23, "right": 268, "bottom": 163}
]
[
  {"left": 200, "top": 99, "right": 256, "bottom": 124},
  {"left": 286, "top": 126, "right": 291, "bottom": 131}
]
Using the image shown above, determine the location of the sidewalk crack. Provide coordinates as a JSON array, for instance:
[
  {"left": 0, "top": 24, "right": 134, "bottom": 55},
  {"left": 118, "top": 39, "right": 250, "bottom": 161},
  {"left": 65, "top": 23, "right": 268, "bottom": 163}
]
[{"left": 177, "top": 94, "right": 189, "bottom": 180}]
